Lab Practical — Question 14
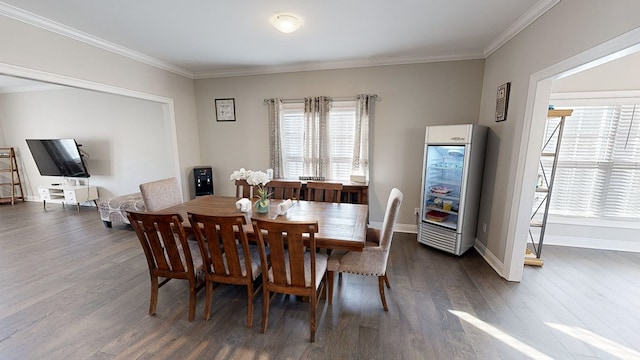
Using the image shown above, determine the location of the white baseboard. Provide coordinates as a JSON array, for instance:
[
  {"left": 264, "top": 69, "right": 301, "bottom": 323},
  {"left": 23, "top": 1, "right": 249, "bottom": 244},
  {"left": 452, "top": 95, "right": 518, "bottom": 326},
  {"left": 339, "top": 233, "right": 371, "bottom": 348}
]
[
  {"left": 543, "top": 235, "right": 640, "bottom": 253},
  {"left": 369, "top": 221, "right": 417, "bottom": 234},
  {"left": 474, "top": 239, "right": 506, "bottom": 279}
]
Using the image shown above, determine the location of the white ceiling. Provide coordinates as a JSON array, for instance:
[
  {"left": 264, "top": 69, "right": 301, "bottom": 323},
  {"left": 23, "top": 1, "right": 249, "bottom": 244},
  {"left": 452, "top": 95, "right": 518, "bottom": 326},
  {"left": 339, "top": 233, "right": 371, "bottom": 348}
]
[{"left": 0, "top": 0, "right": 556, "bottom": 80}]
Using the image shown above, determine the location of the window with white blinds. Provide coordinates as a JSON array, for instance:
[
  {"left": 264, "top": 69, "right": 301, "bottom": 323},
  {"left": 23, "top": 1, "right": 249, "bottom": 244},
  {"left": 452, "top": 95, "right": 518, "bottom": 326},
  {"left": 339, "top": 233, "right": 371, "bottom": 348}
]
[
  {"left": 279, "top": 100, "right": 357, "bottom": 180},
  {"left": 549, "top": 105, "right": 640, "bottom": 219}
]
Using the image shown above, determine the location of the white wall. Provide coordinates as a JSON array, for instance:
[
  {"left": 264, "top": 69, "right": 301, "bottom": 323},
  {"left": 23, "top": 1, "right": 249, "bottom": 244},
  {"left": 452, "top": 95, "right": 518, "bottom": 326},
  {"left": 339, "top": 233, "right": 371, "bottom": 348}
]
[
  {"left": 552, "top": 51, "right": 640, "bottom": 92},
  {"left": 0, "top": 15, "right": 200, "bottom": 198},
  {"left": 0, "top": 88, "right": 173, "bottom": 200},
  {"left": 476, "top": 0, "right": 640, "bottom": 278},
  {"left": 194, "top": 61, "right": 485, "bottom": 226}
]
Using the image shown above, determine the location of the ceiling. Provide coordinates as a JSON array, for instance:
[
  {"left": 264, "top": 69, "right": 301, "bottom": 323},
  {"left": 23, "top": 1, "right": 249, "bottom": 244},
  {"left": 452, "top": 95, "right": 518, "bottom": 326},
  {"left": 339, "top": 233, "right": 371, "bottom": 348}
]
[{"left": 0, "top": 0, "right": 556, "bottom": 80}]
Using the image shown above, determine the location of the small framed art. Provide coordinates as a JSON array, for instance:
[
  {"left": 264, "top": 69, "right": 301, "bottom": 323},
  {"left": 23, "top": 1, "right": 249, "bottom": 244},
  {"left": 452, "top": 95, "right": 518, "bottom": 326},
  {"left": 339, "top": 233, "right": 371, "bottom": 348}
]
[
  {"left": 495, "top": 82, "right": 510, "bottom": 122},
  {"left": 215, "top": 98, "right": 236, "bottom": 122}
]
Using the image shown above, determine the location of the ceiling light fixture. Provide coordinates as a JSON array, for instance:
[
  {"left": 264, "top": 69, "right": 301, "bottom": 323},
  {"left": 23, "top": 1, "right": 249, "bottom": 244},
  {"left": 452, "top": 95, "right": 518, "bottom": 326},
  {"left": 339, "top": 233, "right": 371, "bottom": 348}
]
[{"left": 271, "top": 13, "right": 302, "bottom": 34}]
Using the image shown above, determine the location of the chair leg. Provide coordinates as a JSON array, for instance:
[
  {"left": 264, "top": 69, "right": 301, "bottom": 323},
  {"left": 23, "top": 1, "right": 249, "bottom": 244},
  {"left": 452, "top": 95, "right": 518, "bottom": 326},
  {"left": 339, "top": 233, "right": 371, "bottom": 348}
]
[
  {"left": 149, "top": 276, "right": 159, "bottom": 315},
  {"left": 378, "top": 276, "right": 389, "bottom": 311},
  {"left": 246, "top": 284, "right": 254, "bottom": 328},
  {"left": 188, "top": 282, "right": 197, "bottom": 322},
  {"left": 310, "top": 292, "right": 316, "bottom": 342},
  {"left": 203, "top": 280, "right": 213, "bottom": 321},
  {"left": 384, "top": 273, "right": 391, "bottom": 289},
  {"left": 262, "top": 287, "right": 270, "bottom": 334},
  {"left": 327, "top": 271, "right": 334, "bottom": 305}
]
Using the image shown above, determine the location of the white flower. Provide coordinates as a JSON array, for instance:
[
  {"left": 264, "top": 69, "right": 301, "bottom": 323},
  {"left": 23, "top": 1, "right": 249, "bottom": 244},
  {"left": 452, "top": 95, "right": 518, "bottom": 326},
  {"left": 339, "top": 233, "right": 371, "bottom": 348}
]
[
  {"left": 230, "top": 168, "right": 272, "bottom": 206},
  {"left": 246, "top": 170, "right": 269, "bottom": 186},
  {"left": 230, "top": 167, "right": 252, "bottom": 181}
]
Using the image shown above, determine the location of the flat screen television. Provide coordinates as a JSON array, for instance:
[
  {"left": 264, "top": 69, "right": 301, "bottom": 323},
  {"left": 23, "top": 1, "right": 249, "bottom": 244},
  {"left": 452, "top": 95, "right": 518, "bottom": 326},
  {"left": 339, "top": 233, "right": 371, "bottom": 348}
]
[{"left": 26, "top": 139, "right": 91, "bottom": 178}]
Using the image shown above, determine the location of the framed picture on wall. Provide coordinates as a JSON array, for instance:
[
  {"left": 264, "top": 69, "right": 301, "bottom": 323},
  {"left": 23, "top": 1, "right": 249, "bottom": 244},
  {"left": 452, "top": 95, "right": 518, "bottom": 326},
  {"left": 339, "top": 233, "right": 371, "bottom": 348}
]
[
  {"left": 215, "top": 98, "right": 236, "bottom": 122},
  {"left": 495, "top": 82, "right": 510, "bottom": 122}
]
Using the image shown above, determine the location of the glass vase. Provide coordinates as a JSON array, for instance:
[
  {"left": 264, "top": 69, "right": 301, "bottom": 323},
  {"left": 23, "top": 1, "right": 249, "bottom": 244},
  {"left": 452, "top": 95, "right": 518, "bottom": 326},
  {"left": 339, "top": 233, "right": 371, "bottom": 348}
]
[{"left": 255, "top": 199, "right": 270, "bottom": 214}]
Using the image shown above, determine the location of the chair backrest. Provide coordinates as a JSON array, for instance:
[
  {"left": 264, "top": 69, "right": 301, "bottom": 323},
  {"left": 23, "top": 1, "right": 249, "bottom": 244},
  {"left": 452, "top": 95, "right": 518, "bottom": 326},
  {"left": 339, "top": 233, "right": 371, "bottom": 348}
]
[
  {"left": 127, "top": 211, "right": 197, "bottom": 279},
  {"left": 139, "top": 177, "right": 182, "bottom": 211},
  {"left": 252, "top": 218, "right": 318, "bottom": 289},
  {"left": 266, "top": 180, "right": 302, "bottom": 200},
  {"left": 379, "top": 188, "right": 403, "bottom": 250},
  {"left": 235, "top": 179, "right": 253, "bottom": 199},
  {"left": 188, "top": 213, "right": 253, "bottom": 281},
  {"left": 306, "top": 182, "right": 343, "bottom": 203}
]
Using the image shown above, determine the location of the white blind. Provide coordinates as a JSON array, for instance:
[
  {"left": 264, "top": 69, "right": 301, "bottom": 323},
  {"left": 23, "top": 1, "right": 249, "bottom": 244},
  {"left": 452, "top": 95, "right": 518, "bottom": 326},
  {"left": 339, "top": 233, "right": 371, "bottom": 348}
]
[
  {"left": 550, "top": 105, "right": 640, "bottom": 219},
  {"left": 329, "top": 100, "right": 356, "bottom": 180},
  {"left": 278, "top": 100, "right": 358, "bottom": 180},
  {"left": 280, "top": 102, "right": 304, "bottom": 178}
]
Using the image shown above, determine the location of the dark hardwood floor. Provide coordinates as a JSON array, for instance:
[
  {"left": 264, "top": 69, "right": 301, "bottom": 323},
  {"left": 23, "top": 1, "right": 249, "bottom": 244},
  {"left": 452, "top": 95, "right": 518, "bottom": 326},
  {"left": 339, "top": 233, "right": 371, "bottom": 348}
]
[{"left": 1, "top": 202, "right": 639, "bottom": 359}]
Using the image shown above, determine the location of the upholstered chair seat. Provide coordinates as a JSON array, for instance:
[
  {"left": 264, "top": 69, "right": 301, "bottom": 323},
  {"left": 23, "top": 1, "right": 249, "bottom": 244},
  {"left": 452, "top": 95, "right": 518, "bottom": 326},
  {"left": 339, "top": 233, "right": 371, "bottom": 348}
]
[{"left": 327, "top": 188, "right": 403, "bottom": 311}]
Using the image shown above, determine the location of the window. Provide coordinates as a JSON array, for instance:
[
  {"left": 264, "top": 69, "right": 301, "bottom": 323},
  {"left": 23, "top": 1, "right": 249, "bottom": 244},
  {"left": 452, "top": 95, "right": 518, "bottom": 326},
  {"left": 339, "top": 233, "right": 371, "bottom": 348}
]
[
  {"left": 548, "top": 105, "right": 640, "bottom": 219},
  {"left": 279, "top": 102, "right": 304, "bottom": 178},
  {"left": 328, "top": 100, "right": 357, "bottom": 180},
  {"left": 273, "top": 98, "right": 364, "bottom": 181}
]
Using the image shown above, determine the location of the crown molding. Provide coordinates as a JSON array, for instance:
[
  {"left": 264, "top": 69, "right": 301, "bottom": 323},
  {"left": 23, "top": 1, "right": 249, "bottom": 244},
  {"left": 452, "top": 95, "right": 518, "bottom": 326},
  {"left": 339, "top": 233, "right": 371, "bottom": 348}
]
[
  {"left": 193, "top": 51, "right": 484, "bottom": 79},
  {"left": 483, "top": 0, "right": 560, "bottom": 57},
  {"left": 0, "top": 83, "right": 64, "bottom": 94},
  {"left": 0, "top": 2, "right": 194, "bottom": 79},
  {"left": 1, "top": 1, "right": 556, "bottom": 80}
]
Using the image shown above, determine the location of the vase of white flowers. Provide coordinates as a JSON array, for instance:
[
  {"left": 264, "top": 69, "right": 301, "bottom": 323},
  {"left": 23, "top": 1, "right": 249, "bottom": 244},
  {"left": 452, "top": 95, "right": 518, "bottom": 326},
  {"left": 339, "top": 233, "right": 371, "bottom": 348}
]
[{"left": 230, "top": 168, "right": 271, "bottom": 213}]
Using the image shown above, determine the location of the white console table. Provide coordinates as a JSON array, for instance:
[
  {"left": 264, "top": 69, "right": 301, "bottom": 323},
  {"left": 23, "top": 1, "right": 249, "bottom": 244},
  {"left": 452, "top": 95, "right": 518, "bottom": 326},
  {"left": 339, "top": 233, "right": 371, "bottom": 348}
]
[{"left": 38, "top": 184, "right": 99, "bottom": 212}]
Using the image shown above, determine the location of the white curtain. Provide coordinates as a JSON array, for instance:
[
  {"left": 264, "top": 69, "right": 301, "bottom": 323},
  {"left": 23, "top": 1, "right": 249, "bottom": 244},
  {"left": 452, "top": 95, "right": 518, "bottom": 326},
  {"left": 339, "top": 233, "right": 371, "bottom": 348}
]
[
  {"left": 267, "top": 98, "right": 284, "bottom": 178},
  {"left": 352, "top": 94, "right": 372, "bottom": 177},
  {"left": 303, "top": 97, "right": 331, "bottom": 178}
]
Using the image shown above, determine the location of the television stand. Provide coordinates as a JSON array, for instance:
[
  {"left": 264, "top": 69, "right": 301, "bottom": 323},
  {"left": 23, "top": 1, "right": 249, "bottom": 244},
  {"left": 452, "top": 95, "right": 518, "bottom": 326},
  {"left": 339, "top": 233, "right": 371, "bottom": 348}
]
[{"left": 38, "top": 184, "right": 98, "bottom": 212}]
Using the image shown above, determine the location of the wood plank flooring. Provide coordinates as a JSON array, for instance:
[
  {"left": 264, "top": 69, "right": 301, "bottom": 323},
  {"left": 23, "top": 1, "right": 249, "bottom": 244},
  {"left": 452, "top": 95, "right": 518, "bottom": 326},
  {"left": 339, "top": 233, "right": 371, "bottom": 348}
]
[{"left": 1, "top": 202, "right": 639, "bottom": 359}]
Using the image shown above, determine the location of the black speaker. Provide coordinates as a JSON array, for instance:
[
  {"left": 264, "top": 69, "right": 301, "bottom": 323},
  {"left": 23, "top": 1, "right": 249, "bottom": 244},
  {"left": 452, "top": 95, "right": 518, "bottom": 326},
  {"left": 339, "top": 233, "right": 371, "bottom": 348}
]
[{"left": 194, "top": 166, "right": 213, "bottom": 196}]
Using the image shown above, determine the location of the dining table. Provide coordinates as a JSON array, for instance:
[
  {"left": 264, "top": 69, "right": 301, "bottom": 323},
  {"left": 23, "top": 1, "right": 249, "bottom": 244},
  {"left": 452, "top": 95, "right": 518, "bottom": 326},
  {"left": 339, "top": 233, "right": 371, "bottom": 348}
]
[{"left": 160, "top": 195, "right": 368, "bottom": 252}]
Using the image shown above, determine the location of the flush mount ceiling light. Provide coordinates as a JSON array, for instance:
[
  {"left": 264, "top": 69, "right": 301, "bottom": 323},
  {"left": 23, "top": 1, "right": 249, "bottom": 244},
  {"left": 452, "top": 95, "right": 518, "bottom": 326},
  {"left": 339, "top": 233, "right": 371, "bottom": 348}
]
[{"left": 270, "top": 13, "right": 302, "bottom": 34}]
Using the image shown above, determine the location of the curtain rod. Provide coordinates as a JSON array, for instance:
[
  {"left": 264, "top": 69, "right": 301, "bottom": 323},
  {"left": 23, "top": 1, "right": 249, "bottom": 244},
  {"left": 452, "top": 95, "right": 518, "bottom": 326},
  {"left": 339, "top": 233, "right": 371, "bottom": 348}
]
[{"left": 264, "top": 94, "right": 378, "bottom": 104}]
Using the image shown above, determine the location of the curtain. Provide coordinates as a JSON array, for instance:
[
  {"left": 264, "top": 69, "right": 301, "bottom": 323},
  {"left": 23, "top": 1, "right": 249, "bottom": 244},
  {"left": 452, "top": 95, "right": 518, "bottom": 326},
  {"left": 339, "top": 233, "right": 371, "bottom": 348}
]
[
  {"left": 352, "top": 94, "right": 372, "bottom": 177},
  {"left": 267, "top": 98, "right": 284, "bottom": 178},
  {"left": 303, "top": 96, "right": 331, "bottom": 178}
]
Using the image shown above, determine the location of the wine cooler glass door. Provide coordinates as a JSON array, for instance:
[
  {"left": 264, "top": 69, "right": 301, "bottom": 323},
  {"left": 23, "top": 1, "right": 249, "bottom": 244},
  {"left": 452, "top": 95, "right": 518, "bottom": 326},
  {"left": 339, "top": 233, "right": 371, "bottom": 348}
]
[{"left": 422, "top": 145, "right": 466, "bottom": 231}]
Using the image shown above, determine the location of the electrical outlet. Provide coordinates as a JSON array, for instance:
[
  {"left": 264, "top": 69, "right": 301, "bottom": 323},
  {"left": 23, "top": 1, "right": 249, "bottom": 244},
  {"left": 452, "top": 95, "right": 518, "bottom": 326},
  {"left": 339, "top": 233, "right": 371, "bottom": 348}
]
[{"left": 414, "top": 207, "right": 420, "bottom": 216}]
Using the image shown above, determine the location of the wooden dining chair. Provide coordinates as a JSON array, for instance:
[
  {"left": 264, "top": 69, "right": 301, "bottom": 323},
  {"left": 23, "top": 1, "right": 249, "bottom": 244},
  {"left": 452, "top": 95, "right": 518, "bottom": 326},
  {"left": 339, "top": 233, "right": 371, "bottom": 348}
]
[
  {"left": 188, "top": 213, "right": 262, "bottom": 326},
  {"left": 326, "top": 188, "right": 403, "bottom": 311},
  {"left": 139, "top": 177, "right": 183, "bottom": 211},
  {"left": 235, "top": 179, "right": 253, "bottom": 198},
  {"left": 306, "top": 182, "right": 343, "bottom": 203},
  {"left": 266, "top": 180, "right": 302, "bottom": 200},
  {"left": 251, "top": 218, "right": 327, "bottom": 342},
  {"left": 127, "top": 211, "right": 204, "bottom": 321}
]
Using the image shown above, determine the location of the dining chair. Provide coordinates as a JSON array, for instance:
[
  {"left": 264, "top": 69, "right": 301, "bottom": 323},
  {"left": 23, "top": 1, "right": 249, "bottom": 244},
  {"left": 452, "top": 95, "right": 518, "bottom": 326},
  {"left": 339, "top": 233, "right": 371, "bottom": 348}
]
[
  {"left": 251, "top": 218, "right": 327, "bottom": 342},
  {"left": 127, "top": 211, "right": 204, "bottom": 321},
  {"left": 235, "top": 179, "right": 253, "bottom": 199},
  {"left": 266, "top": 180, "right": 302, "bottom": 200},
  {"left": 188, "top": 213, "right": 262, "bottom": 326},
  {"left": 326, "top": 188, "right": 403, "bottom": 311},
  {"left": 306, "top": 182, "right": 343, "bottom": 203},
  {"left": 139, "top": 177, "right": 183, "bottom": 211}
]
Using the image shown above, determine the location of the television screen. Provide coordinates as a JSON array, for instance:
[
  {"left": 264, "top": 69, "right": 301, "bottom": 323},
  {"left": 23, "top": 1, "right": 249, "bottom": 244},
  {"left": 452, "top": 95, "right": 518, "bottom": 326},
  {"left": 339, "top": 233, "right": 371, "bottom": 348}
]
[{"left": 26, "top": 139, "right": 91, "bottom": 178}]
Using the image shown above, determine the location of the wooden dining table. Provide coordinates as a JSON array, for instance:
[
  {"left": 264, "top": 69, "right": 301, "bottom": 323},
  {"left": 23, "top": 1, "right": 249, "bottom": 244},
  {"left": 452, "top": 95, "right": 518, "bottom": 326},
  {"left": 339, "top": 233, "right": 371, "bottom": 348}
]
[{"left": 161, "top": 195, "right": 368, "bottom": 252}]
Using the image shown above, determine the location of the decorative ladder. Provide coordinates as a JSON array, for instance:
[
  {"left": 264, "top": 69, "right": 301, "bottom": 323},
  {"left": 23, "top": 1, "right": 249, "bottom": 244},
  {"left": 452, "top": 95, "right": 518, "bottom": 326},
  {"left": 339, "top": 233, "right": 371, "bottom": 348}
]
[
  {"left": 0, "top": 147, "right": 25, "bottom": 205},
  {"left": 526, "top": 109, "right": 573, "bottom": 266}
]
